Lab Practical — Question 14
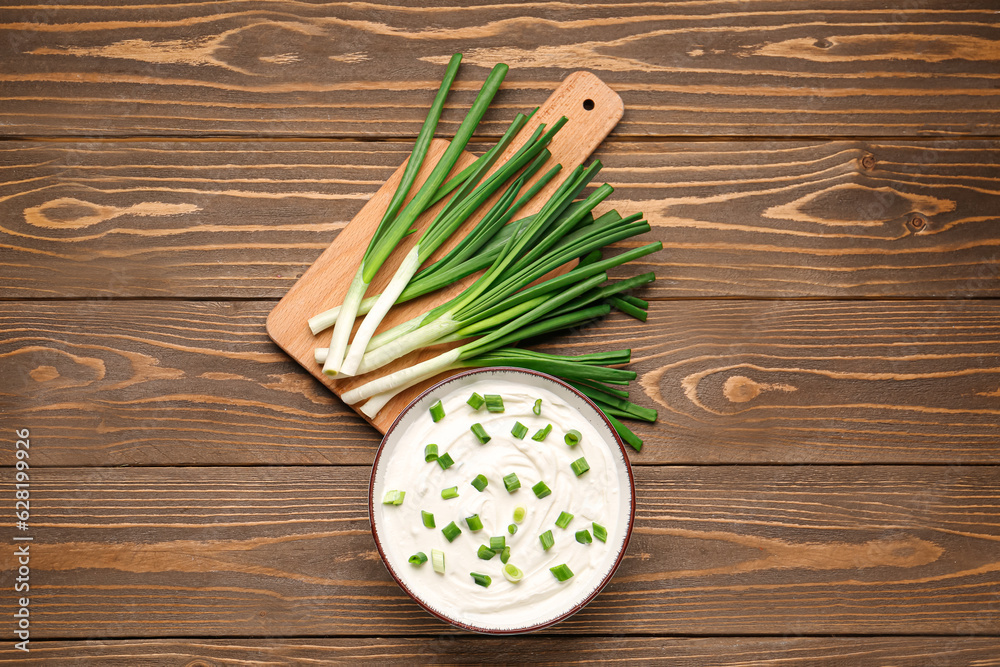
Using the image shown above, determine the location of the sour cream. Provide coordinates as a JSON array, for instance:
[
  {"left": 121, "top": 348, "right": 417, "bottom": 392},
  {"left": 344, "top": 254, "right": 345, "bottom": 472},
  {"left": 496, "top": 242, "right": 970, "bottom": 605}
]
[{"left": 373, "top": 376, "right": 631, "bottom": 632}]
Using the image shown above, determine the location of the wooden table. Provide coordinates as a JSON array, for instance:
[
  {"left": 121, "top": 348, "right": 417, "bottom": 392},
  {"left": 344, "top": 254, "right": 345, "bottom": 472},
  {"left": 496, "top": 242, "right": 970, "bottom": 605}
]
[{"left": 2, "top": 1, "right": 999, "bottom": 663}]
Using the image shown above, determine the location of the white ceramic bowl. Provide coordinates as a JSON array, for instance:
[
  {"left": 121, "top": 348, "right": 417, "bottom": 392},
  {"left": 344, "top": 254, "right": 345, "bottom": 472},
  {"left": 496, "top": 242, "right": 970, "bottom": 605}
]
[{"left": 369, "top": 367, "right": 635, "bottom": 634}]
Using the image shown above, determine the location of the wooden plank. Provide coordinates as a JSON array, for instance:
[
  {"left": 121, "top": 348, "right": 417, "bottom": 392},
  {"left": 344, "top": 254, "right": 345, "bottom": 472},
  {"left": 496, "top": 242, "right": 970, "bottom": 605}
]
[
  {"left": 3, "top": 637, "right": 998, "bottom": 665},
  {"left": 2, "top": 1, "right": 998, "bottom": 137},
  {"left": 2, "top": 139, "right": 998, "bottom": 299},
  {"left": 2, "top": 466, "right": 997, "bottom": 638},
  {"left": 4, "top": 300, "right": 1000, "bottom": 466},
  {"left": 266, "top": 72, "right": 623, "bottom": 433}
]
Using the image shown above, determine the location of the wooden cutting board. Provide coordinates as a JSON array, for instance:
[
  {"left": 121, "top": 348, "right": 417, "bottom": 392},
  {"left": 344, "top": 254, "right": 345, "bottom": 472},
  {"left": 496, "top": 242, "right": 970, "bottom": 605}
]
[{"left": 267, "top": 71, "right": 623, "bottom": 433}]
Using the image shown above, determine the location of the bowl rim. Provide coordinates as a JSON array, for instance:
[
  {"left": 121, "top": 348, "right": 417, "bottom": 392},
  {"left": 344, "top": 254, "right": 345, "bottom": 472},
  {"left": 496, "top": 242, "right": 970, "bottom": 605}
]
[{"left": 368, "top": 366, "right": 637, "bottom": 634}]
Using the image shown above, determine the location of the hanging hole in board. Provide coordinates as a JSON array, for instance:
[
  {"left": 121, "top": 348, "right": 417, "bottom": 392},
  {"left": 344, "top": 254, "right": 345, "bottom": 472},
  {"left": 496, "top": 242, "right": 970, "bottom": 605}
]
[{"left": 583, "top": 99, "right": 595, "bottom": 111}]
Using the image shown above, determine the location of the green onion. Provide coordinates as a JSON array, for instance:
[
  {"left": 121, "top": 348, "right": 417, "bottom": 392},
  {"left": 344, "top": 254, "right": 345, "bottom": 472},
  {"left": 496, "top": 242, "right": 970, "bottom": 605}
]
[
  {"left": 555, "top": 511, "right": 574, "bottom": 529},
  {"left": 409, "top": 552, "right": 428, "bottom": 566},
  {"left": 421, "top": 510, "right": 435, "bottom": 528},
  {"left": 575, "top": 529, "right": 593, "bottom": 544},
  {"left": 513, "top": 506, "right": 526, "bottom": 523},
  {"left": 471, "top": 474, "right": 488, "bottom": 492},
  {"left": 465, "top": 514, "right": 484, "bottom": 532},
  {"left": 471, "top": 572, "right": 492, "bottom": 587},
  {"left": 533, "top": 398, "right": 542, "bottom": 415},
  {"left": 593, "top": 522, "right": 608, "bottom": 543},
  {"left": 532, "top": 480, "right": 552, "bottom": 498},
  {"left": 500, "top": 546, "right": 511, "bottom": 563},
  {"left": 484, "top": 394, "right": 505, "bottom": 413},
  {"left": 490, "top": 536, "right": 506, "bottom": 552},
  {"left": 441, "top": 486, "right": 459, "bottom": 499},
  {"left": 531, "top": 424, "right": 552, "bottom": 441},
  {"left": 382, "top": 490, "right": 405, "bottom": 505},
  {"left": 570, "top": 457, "right": 590, "bottom": 476},
  {"left": 477, "top": 544, "right": 495, "bottom": 560},
  {"left": 605, "top": 412, "right": 643, "bottom": 452},
  {"left": 564, "top": 429, "right": 582, "bottom": 447},
  {"left": 442, "top": 521, "right": 462, "bottom": 542},
  {"left": 610, "top": 295, "right": 647, "bottom": 321},
  {"left": 510, "top": 421, "right": 528, "bottom": 439},
  {"left": 550, "top": 564, "right": 574, "bottom": 581},
  {"left": 432, "top": 548, "right": 445, "bottom": 573},
  {"left": 619, "top": 294, "right": 648, "bottom": 309},
  {"left": 429, "top": 399, "right": 446, "bottom": 422},
  {"left": 424, "top": 444, "right": 438, "bottom": 462},
  {"left": 502, "top": 563, "right": 524, "bottom": 583},
  {"left": 437, "top": 452, "right": 454, "bottom": 470},
  {"left": 467, "top": 392, "right": 485, "bottom": 410},
  {"left": 539, "top": 530, "right": 554, "bottom": 551},
  {"left": 508, "top": 523, "right": 517, "bottom": 535},
  {"left": 503, "top": 473, "right": 521, "bottom": 493},
  {"left": 471, "top": 423, "right": 491, "bottom": 444}
]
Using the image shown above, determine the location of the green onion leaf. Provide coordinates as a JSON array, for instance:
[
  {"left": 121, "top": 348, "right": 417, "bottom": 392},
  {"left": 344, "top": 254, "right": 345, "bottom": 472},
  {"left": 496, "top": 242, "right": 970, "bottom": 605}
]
[
  {"left": 421, "top": 510, "right": 435, "bottom": 529},
  {"left": 593, "top": 522, "right": 608, "bottom": 543},
  {"left": 432, "top": 548, "right": 445, "bottom": 573},
  {"left": 382, "top": 490, "right": 405, "bottom": 505},
  {"left": 532, "top": 480, "right": 552, "bottom": 499},
  {"left": 441, "top": 486, "right": 459, "bottom": 499},
  {"left": 539, "top": 530, "right": 554, "bottom": 551},
  {"left": 555, "top": 511, "right": 574, "bottom": 529},
  {"left": 500, "top": 546, "right": 511, "bottom": 564},
  {"left": 605, "top": 412, "right": 643, "bottom": 452},
  {"left": 471, "top": 423, "right": 491, "bottom": 444},
  {"left": 564, "top": 429, "right": 582, "bottom": 447},
  {"left": 442, "top": 521, "right": 462, "bottom": 542},
  {"left": 575, "top": 529, "right": 593, "bottom": 545},
  {"left": 465, "top": 514, "right": 484, "bottom": 532},
  {"left": 467, "top": 392, "right": 485, "bottom": 410},
  {"left": 471, "top": 474, "right": 488, "bottom": 492},
  {"left": 570, "top": 457, "right": 590, "bottom": 476},
  {"left": 531, "top": 424, "right": 552, "bottom": 441},
  {"left": 503, "top": 473, "right": 521, "bottom": 493},
  {"left": 409, "top": 552, "right": 428, "bottom": 566},
  {"left": 477, "top": 544, "right": 495, "bottom": 560},
  {"left": 429, "top": 399, "right": 446, "bottom": 422},
  {"left": 508, "top": 523, "right": 517, "bottom": 535},
  {"left": 437, "top": 452, "right": 455, "bottom": 470},
  {"left": 490, "top": 536, "right": 506, "bottom": 552},
  {"left": 513, "top": 506, "right": 526, "bottom": 523},
  {"left": 484, "top": 394, "right": 505, "bottom": 413},
  {"left": 424, "top": 444, "right": 438, "bottom": 462},
  {"left": 471, "top": 572, "right": 492, "bottom": 587},
  {"left": 550, "top": 563, "right": 574, "bottom": 581},
  {"left": 502, "top": 563, "right": 524, "bottom": 583},
  {"left": 510, "top": 421, "right": 528, "bottom": 439},
  {"left": 533, "top": 398, "right": 542, "bottom": 415}
]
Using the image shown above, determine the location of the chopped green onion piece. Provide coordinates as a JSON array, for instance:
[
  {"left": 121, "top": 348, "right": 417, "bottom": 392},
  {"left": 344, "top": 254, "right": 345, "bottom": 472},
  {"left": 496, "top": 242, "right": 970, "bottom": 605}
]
[
  {"left": 539, "top": 529, "right": 554, "bottom": 551},
  {"left": 490, "top": 536, "right": 506, "bottom": 552},
  {"left": 465, "top": 514, "right": 484, "bottom": 532},
  {"left": 500, "top": 546, "right": 511, "bottom": 563},
  {"left": 593, "top": 522, "right": 608, "bottom": 543},
  {"left": 471, "top": 423, "right": 491, "bottom": 444},
  {"left": 431, "top": 549, "right": 445, "bottom": 574},
  {"left": 570, "top": 457, "right": 590, "bottom": 476},
  {"left": 409, "top": 552, "right": 428, "bottom": 566},
  {"left": 508, "top": 523, "right": 518, "bottom": 535},
  {"left": 531, "top": 424, "right": 552, "bottom": 441},
  {"left": 442, "top": 521, "right": 462, "bottom": 542},
  {"left": 503, "top": 473, "right": 521, "bottom": 493},
  {"left": 429, "top": 399, "right": 446, "bottom": 422},
  {"left": 437, "top": 452, "right": 455, "bottom": 470},
  {"left": 421, "top": 510, "right": 435, "bottom": 528},
  {"left": 484, "top": 394, "right": 505, "bottom": 413},
  {"left": 533, "top": 398, "right": 542, "bottom": 415},
  {"left": 513, "top": 506, "right": 526, "bottom": 523},
  {"left": 532, "top": 480, "right": 552, "bottom": 499},
  {"left": 555, "top": 511, "right": 574, "bottom": 529},
  {"left": 510, "top": 421, "right": 528, "bottom": 439},
  {"left": 467, "top": 392, "right": 485, "bottom": 410},
  {"left": 477, "top": 544, "right": 495, "bottom": 560},
  {"left": 471, "top": 474, "right": 488, "bottom": 492},
  {"left": 382, "top": 490, "right": 405, "bottom": 505},
  {"left": 502, "top": 563, "right": 524, "bottom": 583},
  {"left": 564, "top": 429, "right": 582, "bottom": 447},
  {"left": 471, "top": 572, "right": 492, "bottom": 587},
  {"left": 442, "top": 486, "right": 459, "bottom": 499},
  {"left": 575, "top": 529, "right": 593, "bottom": 544},
  {"left": 424, "top": 444, "right": 438, "bottom": 462},
  {"left": 550, "top": 563, "right": 574, "bottom": 581}
]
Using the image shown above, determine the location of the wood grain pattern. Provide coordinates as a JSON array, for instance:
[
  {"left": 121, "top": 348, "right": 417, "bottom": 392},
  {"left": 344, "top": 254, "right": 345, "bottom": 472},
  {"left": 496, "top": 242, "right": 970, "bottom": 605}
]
[
  {"left": 267, "top": 71, "right": 623, "bottom": 432},
  {"left": 2, "top": 1, "right": 998, "bottom": 137},
  {"left": 2, "top": 637, "right": 998, "bottom": 665},
  {"left": 2, "top": 139, "right": 999, "bottom": 298},
  {"left": 1, "top": 466, "right": 996, "bottom": 638},
  {"left": 4, "top": 300, "right": 999, "bottom": 466}
]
